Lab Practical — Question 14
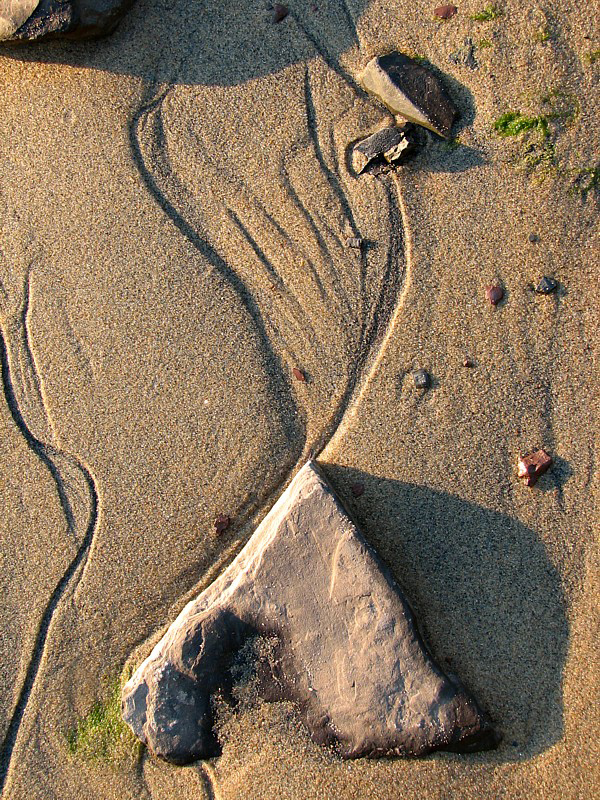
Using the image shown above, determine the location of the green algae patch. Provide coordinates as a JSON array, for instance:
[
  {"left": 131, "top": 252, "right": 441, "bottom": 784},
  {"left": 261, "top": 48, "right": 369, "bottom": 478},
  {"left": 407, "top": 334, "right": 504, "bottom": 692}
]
[
  {"left": 493, "top": 112, "right": 549, "bottom": 137},
  {"left": 470, "top": 5, "right": 503, "bottom": 21},
  {"left": 569, "top": 165, "right": 599, "bottom": 200},
  {"left": 66, "top": 674, "right": 142, "bottom": 766}
]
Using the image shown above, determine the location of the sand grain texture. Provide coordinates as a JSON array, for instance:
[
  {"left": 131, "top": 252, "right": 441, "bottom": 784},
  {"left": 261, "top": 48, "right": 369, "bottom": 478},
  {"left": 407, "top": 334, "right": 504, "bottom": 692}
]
[{"left": 0, "top": 0, "right": 598, "bottom": 798}]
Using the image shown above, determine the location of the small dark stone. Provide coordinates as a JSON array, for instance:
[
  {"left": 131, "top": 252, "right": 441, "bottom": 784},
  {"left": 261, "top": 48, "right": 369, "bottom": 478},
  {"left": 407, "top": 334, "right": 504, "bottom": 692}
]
[
  {"left": 413, "top": 368, "right": 430, "bottom": 389},
  {"left": 346, "top": 237, "right": 363, "bottom": 250},
  {"left": 463, "top": 358, "right": 475, "bottom": 368},
  {"left": 352, "top": 124, "right": 417, "bottom": 175},
  {"left": 215, "top": 515, "right": 231, "bottom": 534},
  {"left": 528, "top": 233, "right": 540, "bottom": 243},
  {"left": 434, "top": 4, "right": 458, "bottom": 19},
  {"left": 485, "top": 285, "right": 504, "bottom": 306},
  {"left": 535, "top": 276, "right": 558, "bottom": 295},
  {"left": 350, "top": 482, "right": 365, "bottom": 498},
  {"left": 272, "top": 3, "right": 288, "bottom": 23}
]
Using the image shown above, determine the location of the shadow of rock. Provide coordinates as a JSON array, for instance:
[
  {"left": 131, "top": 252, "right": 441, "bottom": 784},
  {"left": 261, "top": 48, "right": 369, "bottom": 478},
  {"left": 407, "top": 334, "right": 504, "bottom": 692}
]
[
  {"left": 320, "top": 462, "right": 568, "bottom": 762},
  {"left": 0, "top": 0, "right": 372, "bottom": 84}
]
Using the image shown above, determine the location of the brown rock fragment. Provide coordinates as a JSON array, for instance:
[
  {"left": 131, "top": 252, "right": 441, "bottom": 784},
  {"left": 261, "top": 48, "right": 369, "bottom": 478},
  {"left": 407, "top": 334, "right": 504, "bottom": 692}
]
[
  {"left": 517, "top": 450, "right": 553, "bottom": 486},
  {"left": 215, "top": 515, "right": 230, "bottom": 534},
  {"left": 434, "top": 4, "right": 458, "bottom": 19},
  {"left": 486, "top": 284, "right": 504, "bottom": 306},
  {"left": 292, "top": 367, "right": 307, "bottom": 382}
]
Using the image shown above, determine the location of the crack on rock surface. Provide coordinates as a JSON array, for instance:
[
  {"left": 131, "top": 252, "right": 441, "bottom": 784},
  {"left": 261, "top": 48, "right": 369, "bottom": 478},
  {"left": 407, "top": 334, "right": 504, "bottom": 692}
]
[{"left": 122, "top": 461, "right": 497, "bottom": 763}]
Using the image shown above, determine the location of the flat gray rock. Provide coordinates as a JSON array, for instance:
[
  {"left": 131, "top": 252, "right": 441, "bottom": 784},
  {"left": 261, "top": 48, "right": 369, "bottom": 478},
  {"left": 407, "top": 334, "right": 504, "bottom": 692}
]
[
  {"left": 360, "top": 52, "right": 457, "bottom": 138},
  {"left": 0, "top": 0, "right": 135, "bottom": 41},
  {"left": 352, "top": 124, "right": 416, "bottom": 175},
  {"left": 122, "top": 461, "right": 496, "bottom": 763}
]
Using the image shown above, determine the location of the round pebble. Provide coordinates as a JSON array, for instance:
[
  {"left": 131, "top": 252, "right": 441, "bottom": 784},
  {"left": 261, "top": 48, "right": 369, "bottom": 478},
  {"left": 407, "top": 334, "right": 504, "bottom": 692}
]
[
  {"left": 485, "top": 285, "right": 504, "bottom": 306},
  {"left": 413, "top": 368, "right": 430, "bottom": 389}
]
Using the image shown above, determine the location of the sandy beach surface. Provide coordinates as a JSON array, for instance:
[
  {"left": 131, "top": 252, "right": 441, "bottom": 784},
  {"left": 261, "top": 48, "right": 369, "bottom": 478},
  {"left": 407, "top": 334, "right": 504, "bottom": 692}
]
[{"left": 0, "top": 0, "right": 598, "bottom": 797}]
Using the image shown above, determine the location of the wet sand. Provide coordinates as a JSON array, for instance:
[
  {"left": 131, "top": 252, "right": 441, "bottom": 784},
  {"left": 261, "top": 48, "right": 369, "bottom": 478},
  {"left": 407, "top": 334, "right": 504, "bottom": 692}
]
[{"left": 0, "top": 1, "right": 598, "bottom": 798}]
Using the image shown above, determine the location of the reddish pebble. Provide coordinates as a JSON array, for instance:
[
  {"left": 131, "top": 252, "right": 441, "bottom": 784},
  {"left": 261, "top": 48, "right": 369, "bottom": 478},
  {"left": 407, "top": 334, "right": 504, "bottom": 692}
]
[
  {"left": 273, "top": 3, "right": 288, "bottom": 22},
  {"left": 434, "top": 4, "right": 458, "bottom": 19},
  {"left": 215, "top": 514, "right": 230, "bottom": 534},
  {"left": 486, "top": 284, "right": 504, "bottom": 306},
  {"left": 293, "top": 367, "right": 307, "bottom": 382},
  {"left": 351, "top": 482, "right": 365, "bottom": 497},
  {"left": 517, "top": 449, "right": 553, "bottom": 487}
]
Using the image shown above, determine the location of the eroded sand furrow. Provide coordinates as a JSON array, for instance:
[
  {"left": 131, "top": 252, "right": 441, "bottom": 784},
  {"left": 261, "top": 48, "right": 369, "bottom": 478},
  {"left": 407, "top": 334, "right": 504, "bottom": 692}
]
[{"left": 0, "top": 325, "right": 99, "bottom": 792}]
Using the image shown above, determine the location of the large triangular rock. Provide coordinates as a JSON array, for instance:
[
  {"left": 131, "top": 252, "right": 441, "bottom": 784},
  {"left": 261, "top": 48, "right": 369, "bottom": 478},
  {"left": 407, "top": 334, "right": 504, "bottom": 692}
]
[
  {"left": 360, "top": 52, "right": 457, "bottom": 138},
  {"left": 122, "top": 462, "right": 496, "bottom": 763}
]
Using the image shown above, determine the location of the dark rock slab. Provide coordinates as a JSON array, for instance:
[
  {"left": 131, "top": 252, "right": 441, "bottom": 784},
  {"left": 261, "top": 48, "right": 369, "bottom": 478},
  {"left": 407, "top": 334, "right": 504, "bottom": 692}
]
[
  {"left": 122, "top": 461, "right": 497, "bottom": 763},
  {"left": 352, "top": 124, "right": 417, "bottom": 175},
  {"left": 360, "top": 52, "right": 457, "bottom": 139},
  {"left": 1, "top": 0, "right": 135, "bottom": 42}
]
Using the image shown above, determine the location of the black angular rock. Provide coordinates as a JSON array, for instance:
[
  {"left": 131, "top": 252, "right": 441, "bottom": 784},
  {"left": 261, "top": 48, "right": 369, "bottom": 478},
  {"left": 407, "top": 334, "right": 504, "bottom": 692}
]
[
  {"left": 352, "top": 124, "right": 417, "bottom": 175},
  {"left": 413, "top": 368, "right": 430, "bottom": 389},
  {"left": 122, "top": 461, "right": 497, "bottom": 763},
  {"left": 1, "top": 0, "right": 135, "bottom": 42},
  {"left": 360, "top": 52, "right": 458, "bottom": 139},
  {"left": 535, "top": 276, "right": 558, "bottom": 295}
]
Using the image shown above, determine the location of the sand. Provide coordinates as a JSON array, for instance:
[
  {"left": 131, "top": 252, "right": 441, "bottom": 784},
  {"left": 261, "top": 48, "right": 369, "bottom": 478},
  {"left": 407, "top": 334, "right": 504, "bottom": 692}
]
[{"left": 0, "top": 0, "right": 598, "bottom": 798}]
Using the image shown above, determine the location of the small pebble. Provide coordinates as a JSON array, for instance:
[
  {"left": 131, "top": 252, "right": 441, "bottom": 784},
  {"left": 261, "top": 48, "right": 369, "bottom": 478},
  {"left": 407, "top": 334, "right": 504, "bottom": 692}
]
[
  {"left": 535, "top": 276, "right": 558, "bottom": 294},
  {"left": 517, "top": 449, "right": 553, "bottom": 486},
  {"left": 485, "top": 284, "right": 504, "bottom": 306},
  {"left": 351, "top": 482, "right": 365, "bottom": 498},
  {"left": 528, "top": 233, "right": 540, "bottom": 243},
  {"left": 463, "top": 358, "right": 474, "bottom": 368},
  {"left": 272, "top": 3, "right": 288, "bottom": 23},
  {"left": 292, "top": 367, "right": 307, "bottom": 382},
  {"left": 434, "top": 4, "right": 457, "bottom": 19},
  {"left": 413, "top": 368, "right": 430, "bottom": 389},
  {"left": 215, "top": 514, "right": 230, "bottom": 534},
  {"left": 346, "top": 236, "right": 363, "bottom": 249}
]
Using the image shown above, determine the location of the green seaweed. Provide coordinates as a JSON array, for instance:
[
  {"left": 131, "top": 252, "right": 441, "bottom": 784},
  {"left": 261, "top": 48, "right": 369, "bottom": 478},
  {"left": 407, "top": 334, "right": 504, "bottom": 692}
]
[
  {"left": 541, "top": 89, "right": 579, "bottom": 125},
  {"left": 583, "top": 50, "right": 600, "bottom": 65},
  {"left": 443, "top": 136, "right": 463, "bottom": 151},
  {"left": 535, "top": 26, "right": 551, "bottom": 43},
  {"left": 478, "top": 39, "right": 493, "bottom": 48},
  {"left": 493, "top": 111, "right": 549, "bottom": 137},
  {"left": 569, "top": 165, "right": 600, "bottom": 200},
  {"left": 470, "top": 5, "right": 503, "bottom": 21},
  {"left": 66, "top": 673, "right": 141, "bottom": 765}
]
